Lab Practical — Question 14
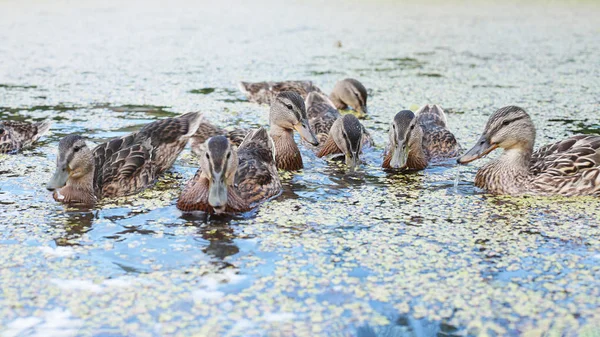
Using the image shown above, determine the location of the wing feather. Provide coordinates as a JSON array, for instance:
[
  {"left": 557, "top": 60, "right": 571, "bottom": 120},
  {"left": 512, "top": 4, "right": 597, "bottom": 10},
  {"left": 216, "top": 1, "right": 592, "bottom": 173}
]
[
  {"left": 99, "top": 141, "right": 156, "bottom": 197},
  {"left": 529, "top": 135, "right": 600, "bottom": 195}
]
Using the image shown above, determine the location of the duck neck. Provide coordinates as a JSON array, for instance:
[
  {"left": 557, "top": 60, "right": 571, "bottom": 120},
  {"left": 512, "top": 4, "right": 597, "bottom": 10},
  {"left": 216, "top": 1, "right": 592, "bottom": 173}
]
[
  {"left": 476, "top": 147, "right": 533, "bottom": 194},
  {"left": 177, "top": 175, "right": 249, "bottom": 214},
  {"left": 329, "top": 92, "right": 346, "bottom": 110},
  {"left": 270, "top": 125, "right": 303, "bottom": 171},
  {"left": 407, "top": 140, "right": 428, "bottom": 170},
  {"left": 56, "top": 169, "right": 96, "bottom": 204}
]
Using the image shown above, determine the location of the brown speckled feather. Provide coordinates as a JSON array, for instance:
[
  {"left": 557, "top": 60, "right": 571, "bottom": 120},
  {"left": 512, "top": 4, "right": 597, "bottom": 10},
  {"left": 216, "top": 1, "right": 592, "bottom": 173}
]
[
  {"left": 0, "top": 120, "right": 51, "bottom": 154},
  {"left": 100, "top": 140, "right": 156, "bottom": 198},
  {"left": 137, "top": 111, "right": 202, "bottom": 172},
  {"left": 239, "top": 80, "right": 323, "bottom": 105},
  {"left": 192, "top": 122, "right": 226, "bottom": 145},
  {"left": 235, "top": 128, "right": 282, "bottom": 205},
  {"left": 309, "top": 103, "right": 341, "bottom": 136},
  {"left": 530, "top": 135, "right": 600, "bottom": 174},
  {"left": 421, "top": 127, "right": 462, "bottom": 160},
  {"left": 416, "top": 106, "right": 461, "bottom": 160},
  {"left": 92, "top": 112, "right": 200, "bottom": 198},
  {"left": 192, "top": 121, "right": 249, "bottom": 154},
  {"left": 528, "top": 135, "right": 600, "bottom": 196}
]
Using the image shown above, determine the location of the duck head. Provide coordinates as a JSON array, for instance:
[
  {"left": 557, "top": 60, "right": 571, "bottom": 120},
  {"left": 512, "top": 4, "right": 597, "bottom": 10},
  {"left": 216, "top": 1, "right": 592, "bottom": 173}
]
[
  {"left": 270, "top": 91, "right": 319, "bottom": 146},
  {"left": 47, "top": 135, "right": 94, "bottom": 191},
  {"left": 458, "top": 106, "right": 535, "bottom": 164},
  {"left": 330, "top": 78, "right": 369, "bottom": 118},
  {"left": 386, "top": 110, "right": 425, "bottom": 169},
  {"left": 199, "top": 136, "right": 239, "bottom": 213},
  {"left": 330, "top": 114, "right": 364, "bottom": 170}
]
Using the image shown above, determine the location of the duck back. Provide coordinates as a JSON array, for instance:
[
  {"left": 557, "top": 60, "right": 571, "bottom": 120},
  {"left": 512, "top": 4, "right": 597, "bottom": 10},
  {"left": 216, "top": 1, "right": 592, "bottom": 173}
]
[
  {"left": 235, "top": 128, "right": 281, "bottom": 205},
  {"left": 416, "top": 105, "right": 461, "bottom": 160}
]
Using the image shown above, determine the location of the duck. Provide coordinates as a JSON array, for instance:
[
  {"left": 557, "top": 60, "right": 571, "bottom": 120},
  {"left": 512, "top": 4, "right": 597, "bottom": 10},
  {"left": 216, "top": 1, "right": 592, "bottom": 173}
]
[
  {"left": 0, "top": 120, "right": 51, "bottom": 154},
  {"left": 46, "top": 112, "right": 202, "bottom": 205},
  {"left": 305, "top": 91, "right": 371, "bottom": 170},
  {"left": 458, "top": 106, "right": 600, "bottom": 196},
  {"left": 177, "top": 128, "right": 281, "bottom": 214},
  {"left": 238, "top": 80, "right": 322, "bottom": 105},
  {"left": 383, "top": 105, "right": 462, "bottom": 170},
  {"left": 191, "top": 91, "right": 319, "bottom": 171},
  {"left": 239, "top": 78, "right": 369, "bottom": 118}
]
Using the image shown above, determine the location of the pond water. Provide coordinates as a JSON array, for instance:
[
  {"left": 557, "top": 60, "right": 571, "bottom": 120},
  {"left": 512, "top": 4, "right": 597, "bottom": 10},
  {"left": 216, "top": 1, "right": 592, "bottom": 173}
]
[{"left": 1, "top": 0, "right": 599, "bottom": 336}]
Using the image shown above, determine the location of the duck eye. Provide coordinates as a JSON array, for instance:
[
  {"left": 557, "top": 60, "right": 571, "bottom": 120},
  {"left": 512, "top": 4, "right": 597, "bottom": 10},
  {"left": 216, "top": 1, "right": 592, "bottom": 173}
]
[
  {"left": 73, "top": 146, "right": 80, "bottom": 153},
  {"left": 502, "top": 120, "right": 511, "bottom": 126},
  {"left": 226, "top": 153, "right": 231, "bottom": 159},
  {"left": 392, "top": 125, "right": 395, "bottom": 130},
  {"left": 285, "top": 104, "right": 293, "bottom": 110},
  {"left": 206, "top": 153, "right": 210, "bottom": 159},
  {"left": 410, "top": 124, "right": 415, "bottom": 130}
]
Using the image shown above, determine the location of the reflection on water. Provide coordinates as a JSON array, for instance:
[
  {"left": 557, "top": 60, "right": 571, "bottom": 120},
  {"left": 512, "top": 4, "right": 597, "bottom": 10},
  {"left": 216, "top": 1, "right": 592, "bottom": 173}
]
[
  {"left": 357, "top": 316, "right": 462, "bottom": 337},
  {"left": 52, "top": 211, "right": 96, "bottom": 246},
  {"left": 198, "top": 223, "right": 240, "bottom": 262}
]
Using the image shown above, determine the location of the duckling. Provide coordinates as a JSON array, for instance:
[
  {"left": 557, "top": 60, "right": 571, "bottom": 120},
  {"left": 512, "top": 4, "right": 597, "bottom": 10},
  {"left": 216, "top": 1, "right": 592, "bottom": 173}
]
[
  {"left": 238, "top": 80, "right": 323, "bottom": 105},
  {"left": 46, "top": 112, "right": 202, "bottom": 205},
  {"left": 383, "top": 105, "right": 461, "bottom": 170},
  {"left": 177, "top": 128, "right": 281, "bottom": 214},
  {"left": 239, "top": 78, "right": 369, "bottom": 117},
  {"left": 329, "top": 78, "right": 369, "bottom": 117},
  {"left": 458, "top": 106, "right": 600, "bottom": 196},
  {"left": 0, "top": 120, "right": 51, "bottom": 154},
  {"left": 316, "top": 114, "right": 368, "bottom": 170},
  {"left": 305, "top": 92, "right": 370, "bottom": 170},
  {"left": 192, "top": 91, "right": 319, "bottom": 171}
]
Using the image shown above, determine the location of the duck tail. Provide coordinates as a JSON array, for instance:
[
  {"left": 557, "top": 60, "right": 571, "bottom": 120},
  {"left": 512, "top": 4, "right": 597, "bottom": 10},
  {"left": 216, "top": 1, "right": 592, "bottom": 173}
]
[
  {"left": 429, "top": 104, "right": 448, "bottom": 126},
  {"left": 178, "top": 111, "right": 204, "bottom": 138},
  {"left": 238, "top": 81, "right": 269, "bottom": 96},
  {"left": 238, "top": 81, "right": 251, "bottom": 95},
  {"left": 35, "top": 120, "right": 52, "bottom": 138},
  {"left": 415, "top": 104, "right": 431, "bottom": 115},
  {"left": 416, "top": 104, "right": 448, "bottom": 127}
]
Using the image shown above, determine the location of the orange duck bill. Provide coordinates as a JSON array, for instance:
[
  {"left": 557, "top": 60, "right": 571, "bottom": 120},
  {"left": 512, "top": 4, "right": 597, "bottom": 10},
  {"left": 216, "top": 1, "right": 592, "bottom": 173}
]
[{"left": 457, "top": 135, "right": 498, "bottom": 164}]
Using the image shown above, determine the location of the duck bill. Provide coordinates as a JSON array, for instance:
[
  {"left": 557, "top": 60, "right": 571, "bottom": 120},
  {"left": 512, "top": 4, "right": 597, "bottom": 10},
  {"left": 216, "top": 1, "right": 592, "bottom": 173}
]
[
  {"left": 208, "top": 172, "right": 228, "bottom": 211},
  {"left": 47, "top": 166, "right": 68, "bottom": 191},
  {"left": 294, "top": 121, "right": 319, "bottom": 146},
  {"left": 389, "top": 142, "right": 408, "bottom": 169},
  {"left": 357, "top": 105, "right": 368, "bottom": 119},
  {"left": 457, "top": 135, "right": 497, "bottom": 164},
  {"left": 345, "top": 152, "right": 360, "bottom": 171}
]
